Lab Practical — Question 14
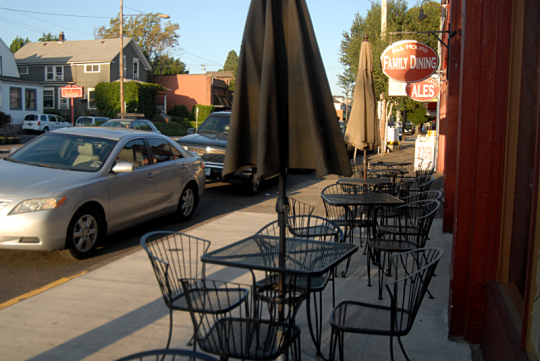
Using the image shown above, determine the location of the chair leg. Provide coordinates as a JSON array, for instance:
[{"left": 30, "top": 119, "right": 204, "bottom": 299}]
[
  {"left": 328, "top": 329, "right": 341, "bottom": 361},
  {"left": 166, "top": 308, "right": 173, "bottom": 350},
  {"left": 397, "top": 336, "right": 411, "bottom": 361},
  {"left": 306, "top": 290, "right": 324, "bottom": 356},
  {"left": 367, "top": 244, "right": 372, "bottom": 287}
]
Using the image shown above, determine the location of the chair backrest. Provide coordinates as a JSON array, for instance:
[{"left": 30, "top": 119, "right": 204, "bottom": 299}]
[
  {"left": 412, "top": 175, "right": 435, "bottom": 192},
  {"left": 321, "top": 184, "right": 365, "bottom": 224},
  {"left": 115, "top": 349, "right": 219, "bottom": 361},
  {"left": 73, "top": 143, "right": 99, "bottom": 165},
  {"left": 403, "top": 157, "right": 423, "bottom": 177},
  {"left": 403, "top": 190, "right": 443, "bottom": 203},
  {"left": 180, "top": 278, "right": 304, "bottom": 360},
  {"left": 287, "top": 197, "right": 315, "bottom": 218},
  {"left": 385, "top": 247, "right": 444, "bottom": 336},
  {"left": 141, "top": 231, "right": 211, "bottom": 309},
  {"left": 257, "top": 215, "right": 344, "bottom": 243}
]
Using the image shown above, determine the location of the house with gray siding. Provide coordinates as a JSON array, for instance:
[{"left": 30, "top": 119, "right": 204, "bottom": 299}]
[
  {"left": 0, "top": 37, "right": 44, "bottom": 132},
  {"left": 14, "top": 33, "right": 151, "bottom": 122}
]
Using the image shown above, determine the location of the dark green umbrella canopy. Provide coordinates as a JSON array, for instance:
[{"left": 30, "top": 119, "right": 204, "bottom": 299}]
[{"left": 222, "top": 0, "right": 352, "bottom": 180}]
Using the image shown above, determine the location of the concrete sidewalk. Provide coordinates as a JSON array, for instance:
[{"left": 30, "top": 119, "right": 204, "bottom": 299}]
[{"left": 0, "top": 135, "right": 466, "bottom": 360}]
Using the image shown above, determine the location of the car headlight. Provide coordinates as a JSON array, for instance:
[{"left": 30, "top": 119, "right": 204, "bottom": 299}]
[{"left": 9, "top": 196, "right": 67, "bottom": 215}]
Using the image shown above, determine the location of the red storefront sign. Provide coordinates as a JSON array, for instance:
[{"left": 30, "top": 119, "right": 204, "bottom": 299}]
[
  {"left": 61, "top": 85, "right": 83, "bottom": 98},
  {"left": 381, "top": 40, "right": 439, "bottom": 83},
  {"left": 405, "top": 77, "right": 440, "bottom": 101}
]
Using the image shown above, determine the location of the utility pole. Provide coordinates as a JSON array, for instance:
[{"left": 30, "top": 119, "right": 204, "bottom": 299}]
[
  {"left": 201, "top": 64, "right": 206, "bottom": 72},
  {"left": 380, "top": 0, "right": 388, "bottom": 154}
]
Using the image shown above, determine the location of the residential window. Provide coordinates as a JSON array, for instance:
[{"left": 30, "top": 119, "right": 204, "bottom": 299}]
[
  {"left": 43, "top": 87, "right": 55, "bottom": 109},
  {"left": 18, "top": 66, "right": 28, "bottom": 74},
  {"left": 88, "top": 88, "right": 96, "bottom": 109},
  {"left": 84, "top": 64, "right": 100, "bottom": 73},
  {"left": 10, "top": 87, "right": 22, "bottom": 110},
  {"left": 58, "top": 88, "right": 69, "bottom": 109},
  {"left": 0, "top": 56, "right": 2, "bottom": 75},
  {"left": 133, "top": 58, "right": 139, "bottom": 79},
  {"left": 25, "top": 89, "right": 37, "bottom": 110},
  {"left": 46, "top": 66, "right": 63, "bottom": 81}
]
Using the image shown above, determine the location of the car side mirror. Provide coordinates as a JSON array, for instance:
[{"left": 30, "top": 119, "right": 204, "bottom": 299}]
[
  {"left": 111, "top": 162, "right": 134, "bottom": 174},
  {"left": 187, "top": 128, "right": 195, "bottom": 134}
]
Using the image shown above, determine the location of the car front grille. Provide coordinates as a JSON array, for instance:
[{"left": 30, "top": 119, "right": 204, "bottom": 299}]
[{"left": 188, "top": 147, "right": 226, "bottom": 164}]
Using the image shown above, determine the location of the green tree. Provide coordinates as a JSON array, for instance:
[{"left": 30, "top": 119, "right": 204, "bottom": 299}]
[
  {"left": 338, "top": 0, "right": 441, "bottom": 124},
  {"left": 219, "top": 50, "right": 238, "bottom": 93},
  {"left": 38, "top": 32, "right": 59, "bottom": 42},
  {"left": 152, "top": 54, "right": 189, "bottom": 75},
  {"left": 10, "top": 36, "right": 30, "bottom": 53},
  {"left": 96, "top": 13, "right": 180, "bottom": 75}
]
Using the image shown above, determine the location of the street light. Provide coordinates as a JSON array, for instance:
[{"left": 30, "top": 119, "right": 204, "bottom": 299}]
[
  {"left": 418, "top": 0, "right": 429, "bottom": 21},
  {"left": 119, "top": 0, "right": 169, "bottom": 117}
]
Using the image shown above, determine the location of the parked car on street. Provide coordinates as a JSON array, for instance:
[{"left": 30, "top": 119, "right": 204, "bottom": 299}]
[
  {"left": 0, "top": 127, "right": 205, "bottom": 259},
  {"left": 175, "top": 111, "right": 264, "bottom": 194},
  {"left": 75, "top": 116, "right": 109, "bottom": 126},
  {"left": 100, "top": 118, "right": 160, "bottom": 133},
  {"left": 22, "top": 114, "right": 71, "bottom": 134}
]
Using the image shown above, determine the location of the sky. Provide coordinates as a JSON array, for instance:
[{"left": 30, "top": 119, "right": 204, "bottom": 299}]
[{"left": 0, "top": 1, "right": 395, "bottom": 96}]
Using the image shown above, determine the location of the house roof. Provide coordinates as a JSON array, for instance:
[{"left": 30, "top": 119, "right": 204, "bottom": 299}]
[{"left": 14, "top": 37, "right": 152, "bottom": 70}]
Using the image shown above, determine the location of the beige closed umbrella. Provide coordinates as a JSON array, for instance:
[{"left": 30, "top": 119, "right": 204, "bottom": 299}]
[
  {"left": 222, "top": 0, "right": 352, "bottom": 293},
  {"left": 344, "top": 35, "right": 380, "bottom": 180}
]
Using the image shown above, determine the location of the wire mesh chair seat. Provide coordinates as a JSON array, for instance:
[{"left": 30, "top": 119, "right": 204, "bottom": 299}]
[
  {"left": 115, "top": 349, "right": 219, "bottom": 361},
  {"left": 368, "top": 200, "right": 441, "bottom": 299},
  {"left": 329, "top": 248, "right": 444, "bottom": 361},
  {"left": 255, "top": 215, "right": 343, "bottom": 357},
  {"left": 181, "top": 279, "right": 304, "bottom": 361},
  {"left": 141, "top": 231, "right": 249, "bottom": 350}
]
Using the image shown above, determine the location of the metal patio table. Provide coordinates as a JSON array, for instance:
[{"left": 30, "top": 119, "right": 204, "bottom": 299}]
[
  {"left": 370, "top": 161, "right": 413, "bottom": 168},
  {"left": 320, "top": 193, "right": 404, "bottom": 277},
  {"left": 337, "top": 177, "right": 392, "bottom": 186},
  {"left": 201, "top": 234, "right": 358, "bottom": 359}
]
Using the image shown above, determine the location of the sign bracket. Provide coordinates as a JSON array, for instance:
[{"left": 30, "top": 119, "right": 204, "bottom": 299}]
[{"left": 389, "top": 30, "right": 459, "bottom": 49}]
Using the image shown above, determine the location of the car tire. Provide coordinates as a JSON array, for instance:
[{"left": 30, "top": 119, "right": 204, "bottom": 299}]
[
  {"left": 177, "top": 185, "right": 196, "bottom": 221},
  {"left": 42, "top": 127, "right": 49, "bottom": 134},
  {"left": 60, "top": 206, "right": 104, "bottom": 260}
]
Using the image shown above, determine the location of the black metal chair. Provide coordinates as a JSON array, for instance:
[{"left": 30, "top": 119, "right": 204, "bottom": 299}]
[
  {"left": 286, "top": 197, "right": 315, "bottom": 218},
  {"left": 181, "top": 278, "right": 304, "bottom": 361},
  {"left": 416, "top": 160, "right": 434, "bottom": 177},
  {"left": 115, "top": 349, "right": 219, "bottom": 361},
  {"left": 402, "top": 157, "right": 423, "bottom": 178},
  {"left": 368, "top": 200, "right": 441, "bottom": 299},
  {"left": 141, "top": 231, "right": 249, "bottom": 350},
  {"left": 255, "top": 216, "right": 343, "bottom": 356},
  {"left": 329, "top": 247, "right": 445, "bottom": 361}
]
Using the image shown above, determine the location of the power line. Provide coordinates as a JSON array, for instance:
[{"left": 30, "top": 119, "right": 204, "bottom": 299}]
[
  {"left": 0, "top": 7, "right": 111, "bottom": 18},
  {"left": 14, "top": 9, "right": 92, "bottom": 37},
  {"left": 171, "top": 49, "right": 222, "bottom": 66}
]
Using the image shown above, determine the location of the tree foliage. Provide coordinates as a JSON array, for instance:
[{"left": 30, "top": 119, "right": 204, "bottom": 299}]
[
  {"left": 219, "top": 50, "right": 239, "bottom": 93},
  {"left": 38, "top": 32, "right": 59, "bottom": 42},
  {"left": 10, "top": 36, "right": 30, "bottom": 53},
  {"left": 151, "top": 54, "right": 189, "bottom": 75},
  {"left": 338, "top": 0, "right": 441, "bottom": 123},
  {"left": 95, "top": 13, "right": 180, "bottom": 76}
]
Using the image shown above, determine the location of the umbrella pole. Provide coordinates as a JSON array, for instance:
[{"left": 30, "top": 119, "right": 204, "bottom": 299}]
[
  {"left": 276, "top": 167, "right": 288, "bottom": 322},
  {"left": 363, "top": 148, "right": 368, "bottom": 181}
]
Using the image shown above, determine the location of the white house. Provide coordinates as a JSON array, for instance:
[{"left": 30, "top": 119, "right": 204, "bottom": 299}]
[{"left": 0, "top": 38, "right": 43, "bottom": 132}]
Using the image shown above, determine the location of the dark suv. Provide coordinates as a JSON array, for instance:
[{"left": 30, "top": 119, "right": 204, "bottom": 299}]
[{"left": 175, "top": 111, "right": 261, "bottom": 194}]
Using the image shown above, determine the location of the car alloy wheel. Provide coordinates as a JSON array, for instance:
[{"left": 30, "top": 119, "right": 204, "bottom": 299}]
[
  {"left": 178, "top": 186, "right": 195, "bottom": 221},
  {"left": 60, "top": 206, "right": 103, "bottom": 260}
]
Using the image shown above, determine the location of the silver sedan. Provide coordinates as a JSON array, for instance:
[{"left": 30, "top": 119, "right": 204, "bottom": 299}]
[{"left": 0, "top": 127, "right": 205, "bottom": 259}]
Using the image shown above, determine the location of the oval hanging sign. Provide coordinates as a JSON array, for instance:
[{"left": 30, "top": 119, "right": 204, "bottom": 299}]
[
  {"left": 380, "top": 40, "right": 439, "bottom": 83},
  {"left": 405, "top": 77, "right": 440, "bottom": 102}
]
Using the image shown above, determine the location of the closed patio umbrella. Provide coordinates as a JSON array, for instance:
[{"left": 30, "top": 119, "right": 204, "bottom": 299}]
[
  {"left": 344, "top": 35, "right": 380, "bottom": 180},
  {"left": 222, "top": 0, "right": 352, "bottom": 285}
]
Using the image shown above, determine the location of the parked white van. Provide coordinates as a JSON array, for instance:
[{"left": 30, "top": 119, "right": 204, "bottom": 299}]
[{"left": 22, "top": 114, "right": 71, "bottom": 134}]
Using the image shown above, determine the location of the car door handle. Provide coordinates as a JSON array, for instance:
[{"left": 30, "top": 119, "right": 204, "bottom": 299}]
[{"left": 147, "top": 172, "right": 156, "bottom": 177}]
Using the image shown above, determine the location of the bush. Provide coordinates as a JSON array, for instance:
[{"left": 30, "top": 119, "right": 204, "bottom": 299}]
[
  {"left": 153, "top": 122, "right": 187, "bottom": 136},
  {"left": 0, "top": 111, "right": 12, "bottom": 135},
  {"left": 95, "top": 81, "right": 161, "bottom": 120},
  {"left": 167, "top": 104, "right": 190, "bottom": 118},
  {"left": 189, "top": 105, "right": 214, "bottom": 123}
]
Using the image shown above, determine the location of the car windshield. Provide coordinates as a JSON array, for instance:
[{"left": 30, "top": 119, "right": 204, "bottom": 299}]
[
  {"left": 6, "top": 133, "right": 117, "bottom": 172},
  {"left": 77, "top": 117, "right": 92, "bottom": 125},
  {"left": 101, "top": 120, "right": 133, "bottom": 129},
  {"left": 198, "top": 114, "right": 230, "bottom": 134}
]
